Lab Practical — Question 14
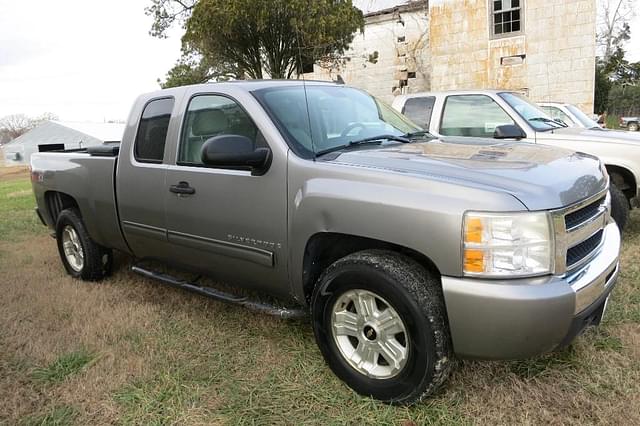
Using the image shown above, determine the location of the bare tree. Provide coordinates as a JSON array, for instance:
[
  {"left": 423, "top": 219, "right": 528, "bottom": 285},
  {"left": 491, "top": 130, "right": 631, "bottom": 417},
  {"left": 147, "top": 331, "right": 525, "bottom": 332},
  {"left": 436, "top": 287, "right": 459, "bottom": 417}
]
[
  {"left": 0, "top": 112, "right": 59, "bottom": 144},
  {"left": 0, "top": 114, "right": 34, "bottom": 143},
  {"left": 597, "top": 0, "right": 636, "bottom": 61}
]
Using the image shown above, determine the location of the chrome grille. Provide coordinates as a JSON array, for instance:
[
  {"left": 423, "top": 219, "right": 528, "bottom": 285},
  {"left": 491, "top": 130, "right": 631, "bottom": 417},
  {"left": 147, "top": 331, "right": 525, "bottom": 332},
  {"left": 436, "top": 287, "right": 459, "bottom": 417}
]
[
  {"left": 552, "top": 190, "right": 609, "bottom": 275},
  {"left": 565, "top": 196, "right": 605, "bottom": 230},
  {"left": 567, "top": 229, "right": 604, "bottom": 268}
]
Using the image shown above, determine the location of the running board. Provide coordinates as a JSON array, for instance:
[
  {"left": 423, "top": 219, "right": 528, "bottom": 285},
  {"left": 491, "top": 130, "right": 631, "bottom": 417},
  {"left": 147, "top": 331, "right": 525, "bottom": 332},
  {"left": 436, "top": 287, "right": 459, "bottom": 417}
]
[{"left": 131, "top": 264, "right": 308, "bottom": 319}]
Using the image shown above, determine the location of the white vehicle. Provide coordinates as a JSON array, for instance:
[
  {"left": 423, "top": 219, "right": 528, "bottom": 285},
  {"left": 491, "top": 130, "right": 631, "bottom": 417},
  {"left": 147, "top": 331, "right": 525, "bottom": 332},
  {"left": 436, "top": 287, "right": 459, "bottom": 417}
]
[
  {"left": 392, "top": 90, "right": 640, "bottom": 230},
  {"left": 538, "top": 102, "right": 603, "bottom": 130}
]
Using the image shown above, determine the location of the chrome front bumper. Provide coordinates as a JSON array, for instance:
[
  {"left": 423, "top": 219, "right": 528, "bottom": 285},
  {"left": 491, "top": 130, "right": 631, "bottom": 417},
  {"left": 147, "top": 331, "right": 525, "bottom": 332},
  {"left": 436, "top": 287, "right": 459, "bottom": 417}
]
[{"left": 442, "top": 221, "right": 621, "bottom": 359}]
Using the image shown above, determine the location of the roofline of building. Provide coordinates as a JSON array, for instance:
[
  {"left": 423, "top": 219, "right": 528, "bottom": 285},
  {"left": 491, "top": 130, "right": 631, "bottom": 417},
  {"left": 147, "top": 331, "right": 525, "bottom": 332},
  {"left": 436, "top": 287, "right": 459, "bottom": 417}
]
[{"left": 363, "top": 1, "right": 428, "bottom": 19}]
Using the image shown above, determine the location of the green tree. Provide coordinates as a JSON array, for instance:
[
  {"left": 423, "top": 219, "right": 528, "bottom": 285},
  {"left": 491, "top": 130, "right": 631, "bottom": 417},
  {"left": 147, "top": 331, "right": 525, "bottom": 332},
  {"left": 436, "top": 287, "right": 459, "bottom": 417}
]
[{"left": 150, "top": 0, "right": 363, "bottom": 84}]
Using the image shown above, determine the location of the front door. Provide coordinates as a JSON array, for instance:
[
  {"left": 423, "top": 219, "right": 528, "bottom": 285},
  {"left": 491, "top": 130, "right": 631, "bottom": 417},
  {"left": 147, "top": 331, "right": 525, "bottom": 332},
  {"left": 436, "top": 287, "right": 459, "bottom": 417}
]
[{"left": 163, "top": 93, "right": 289, "bottom": 297}]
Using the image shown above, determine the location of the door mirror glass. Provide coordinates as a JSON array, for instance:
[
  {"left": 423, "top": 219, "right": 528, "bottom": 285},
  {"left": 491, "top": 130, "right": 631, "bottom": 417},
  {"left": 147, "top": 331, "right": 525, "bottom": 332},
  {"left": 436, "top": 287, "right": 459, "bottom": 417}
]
[
  {"left": 493, "top": 124, "right": 526, "bottom": 140},
  {"left": 201, "top": 135, "right": 271, "bottom": 174}
]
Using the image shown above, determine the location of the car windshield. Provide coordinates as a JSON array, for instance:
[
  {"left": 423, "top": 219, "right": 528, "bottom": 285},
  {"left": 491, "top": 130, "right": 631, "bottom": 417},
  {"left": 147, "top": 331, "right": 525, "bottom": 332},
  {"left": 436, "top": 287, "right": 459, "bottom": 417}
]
[
  {"left": 499, "top": 92, "right": 565, "bottom": 132},
  {"left": 253, "top": 85, "right": 421, "bottom": 158},
  {"left": 566, "top": 104, "right": 600, "bottom": 129}
]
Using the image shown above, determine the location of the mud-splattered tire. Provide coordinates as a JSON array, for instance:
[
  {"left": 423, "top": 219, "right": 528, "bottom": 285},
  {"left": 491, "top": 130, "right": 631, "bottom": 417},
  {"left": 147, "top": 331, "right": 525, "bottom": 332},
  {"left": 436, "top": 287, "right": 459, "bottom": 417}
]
[
  {"left": 55, "top": 208, "right": 112, "bottom": 281},
  {"left": 311, "top": 249, "right": 453, "bottom": 405},
  {"left": 610, "top": 184, "right": 629, "bottom": 232}
]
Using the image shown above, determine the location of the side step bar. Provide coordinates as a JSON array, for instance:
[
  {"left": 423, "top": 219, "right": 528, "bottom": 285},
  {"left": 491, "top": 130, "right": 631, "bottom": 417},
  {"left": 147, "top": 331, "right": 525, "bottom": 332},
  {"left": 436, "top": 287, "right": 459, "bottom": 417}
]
[{"left": 131, "top": 264, "right": 308, "bottom": 319}]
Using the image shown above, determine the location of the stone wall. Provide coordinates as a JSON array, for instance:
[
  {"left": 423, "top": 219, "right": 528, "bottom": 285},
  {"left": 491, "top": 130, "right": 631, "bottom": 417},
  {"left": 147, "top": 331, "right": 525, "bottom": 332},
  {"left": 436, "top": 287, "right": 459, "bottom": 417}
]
[
  {"left": 429, "top": 0, "right": 596, "bottom": 112},
  {"left": 306, "top": 3, "right": 430, "bottom": 104}
]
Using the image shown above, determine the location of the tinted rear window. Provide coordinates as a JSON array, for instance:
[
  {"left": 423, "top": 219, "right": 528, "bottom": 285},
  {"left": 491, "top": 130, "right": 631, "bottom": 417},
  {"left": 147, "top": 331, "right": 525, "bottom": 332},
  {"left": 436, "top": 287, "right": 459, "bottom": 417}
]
[
  {"left": 402, "top": 96, "right": 435, "bottom": 129},
  {"left": 134, "top": 97, "right": 174, "bottom": 163}
]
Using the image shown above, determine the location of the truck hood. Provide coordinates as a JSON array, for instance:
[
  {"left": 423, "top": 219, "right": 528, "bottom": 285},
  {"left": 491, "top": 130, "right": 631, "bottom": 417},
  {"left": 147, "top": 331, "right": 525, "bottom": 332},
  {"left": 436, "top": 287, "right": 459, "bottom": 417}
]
[
  {"left": 326, "top": 138, "right": 607, "bottom": 210},
  {"left": 538, "top": 126, "right": 640, "bottom": 145}
]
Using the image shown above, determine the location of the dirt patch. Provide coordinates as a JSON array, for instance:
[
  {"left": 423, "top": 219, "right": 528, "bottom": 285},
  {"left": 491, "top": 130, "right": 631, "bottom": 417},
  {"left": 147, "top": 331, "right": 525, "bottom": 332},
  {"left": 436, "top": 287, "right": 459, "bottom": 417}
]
[{"left": 0, "top": 165, "right": 29, "bottom": 181}]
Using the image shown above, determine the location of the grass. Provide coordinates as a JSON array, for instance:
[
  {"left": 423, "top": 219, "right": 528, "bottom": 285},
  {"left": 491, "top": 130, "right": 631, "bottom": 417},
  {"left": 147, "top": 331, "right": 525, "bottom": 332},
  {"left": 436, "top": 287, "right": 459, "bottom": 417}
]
[
  {"left": 0, "top": 167, "right": 639, "bottom": 424},
  {"left": 31, "top": 349, "right": 96, "bottom": 384},
  {"left": 22, "top": 406, "right": 77, "bottom": 426}
]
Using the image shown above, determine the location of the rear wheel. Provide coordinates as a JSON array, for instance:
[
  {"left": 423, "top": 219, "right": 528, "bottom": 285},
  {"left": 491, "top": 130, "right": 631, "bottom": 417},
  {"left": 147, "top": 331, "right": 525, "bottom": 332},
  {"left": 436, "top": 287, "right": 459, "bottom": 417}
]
[
  {"left": 311, "top": 250, "right": 453, "bottom": 404},
  {"left": 56, "top": 208, "right": 112, "bottom": 281}
]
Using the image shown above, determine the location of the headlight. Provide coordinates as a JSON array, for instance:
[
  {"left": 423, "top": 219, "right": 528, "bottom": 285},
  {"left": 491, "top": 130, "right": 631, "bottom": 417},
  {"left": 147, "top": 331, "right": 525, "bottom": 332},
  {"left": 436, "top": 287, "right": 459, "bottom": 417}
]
[{"left": 463, "top": 211, "right": 553, "bottom": 277}]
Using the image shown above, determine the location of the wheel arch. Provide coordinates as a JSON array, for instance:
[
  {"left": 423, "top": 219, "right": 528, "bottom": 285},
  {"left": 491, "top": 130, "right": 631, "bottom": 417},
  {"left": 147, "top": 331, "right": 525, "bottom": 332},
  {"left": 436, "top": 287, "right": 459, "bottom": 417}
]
[
  {"left": 301, "top": 232, "right": 441, "bottom": 305},
  {"left": 44, "top": 190, "right": 80, "bottom": 224},
  {"left": 605, "top": 164, "right": 637, "bottom": 201}
]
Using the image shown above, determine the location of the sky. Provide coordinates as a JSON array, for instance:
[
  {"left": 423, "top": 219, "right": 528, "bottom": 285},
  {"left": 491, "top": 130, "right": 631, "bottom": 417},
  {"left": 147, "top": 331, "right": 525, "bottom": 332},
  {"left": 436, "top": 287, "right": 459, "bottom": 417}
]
[
  {"left": 0, "top": 0, "right": 182, "bottom": 122},
  {"left": 0, "top": 0, "right": 639, "bottom": 123}
]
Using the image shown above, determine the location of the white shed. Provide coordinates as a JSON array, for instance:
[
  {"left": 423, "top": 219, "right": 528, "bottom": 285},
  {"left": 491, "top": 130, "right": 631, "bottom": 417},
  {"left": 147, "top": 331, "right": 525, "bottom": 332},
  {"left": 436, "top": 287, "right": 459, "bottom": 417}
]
[{"left": 2, "top": 121, "right": 124, "bottom": 166}]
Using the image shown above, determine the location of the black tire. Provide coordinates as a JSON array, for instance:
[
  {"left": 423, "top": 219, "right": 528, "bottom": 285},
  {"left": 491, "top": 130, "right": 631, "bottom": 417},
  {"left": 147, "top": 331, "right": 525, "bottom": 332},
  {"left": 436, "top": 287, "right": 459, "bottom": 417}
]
[
  {"left": 55, "top": 208, "right": 112, "bottom": 281},
  {"left": 629, "top": 122, "right": 639, "bottom": 132},
  {"left": 311, "top": 249, "right": 453, "bottom": 405},
  {"left": 610, "top": 184, "right": 629, "bottom": 232}
]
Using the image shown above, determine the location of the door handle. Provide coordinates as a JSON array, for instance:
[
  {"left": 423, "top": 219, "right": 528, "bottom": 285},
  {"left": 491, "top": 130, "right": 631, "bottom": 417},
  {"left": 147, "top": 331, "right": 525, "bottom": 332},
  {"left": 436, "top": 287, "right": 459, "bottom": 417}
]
[{"left": 169, "top": 181, "right": 196, "bottom": 195}]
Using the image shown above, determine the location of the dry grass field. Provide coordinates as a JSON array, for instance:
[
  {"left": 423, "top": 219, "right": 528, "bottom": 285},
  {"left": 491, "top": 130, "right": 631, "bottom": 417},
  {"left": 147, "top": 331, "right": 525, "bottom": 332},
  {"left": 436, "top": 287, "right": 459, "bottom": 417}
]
[{"left": 1, "top": 166, "right": 639, "bottom": 425}]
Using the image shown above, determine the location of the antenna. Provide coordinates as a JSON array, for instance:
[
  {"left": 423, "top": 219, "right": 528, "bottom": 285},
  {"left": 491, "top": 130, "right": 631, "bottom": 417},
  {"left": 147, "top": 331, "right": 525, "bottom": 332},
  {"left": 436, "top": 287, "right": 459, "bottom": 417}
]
[{"left": 294, "top": 23, "right": 317, "bottom": 159}]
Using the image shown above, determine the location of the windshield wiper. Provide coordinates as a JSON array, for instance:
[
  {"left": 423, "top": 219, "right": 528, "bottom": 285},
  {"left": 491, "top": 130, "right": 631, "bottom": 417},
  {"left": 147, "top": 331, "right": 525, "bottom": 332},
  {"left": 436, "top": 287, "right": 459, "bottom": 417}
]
[
  {"left": 530, "top": 117, "right": 567, "bottom": 128},
  {"left": 315, "top": 134, "right": 410, "bottom": 157},
  {"left": 403, "top": 130, "right": 435, "bottom": 139}
]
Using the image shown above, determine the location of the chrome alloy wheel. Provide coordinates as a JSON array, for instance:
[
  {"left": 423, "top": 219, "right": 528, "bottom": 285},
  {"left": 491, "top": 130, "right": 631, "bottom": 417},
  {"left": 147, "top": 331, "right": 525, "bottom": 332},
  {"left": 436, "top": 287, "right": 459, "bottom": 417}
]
[
  {"left": 61, "top": 225, "right": 84, "bottom": 272},
  {"left": 331, "top": 289, "right": 409, "bottom": 379}
]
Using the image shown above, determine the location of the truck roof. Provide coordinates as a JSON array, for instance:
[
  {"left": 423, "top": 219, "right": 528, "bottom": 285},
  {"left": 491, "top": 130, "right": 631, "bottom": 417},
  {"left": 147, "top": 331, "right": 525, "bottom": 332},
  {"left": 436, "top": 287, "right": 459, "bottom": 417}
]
[
  {"left": 144, "top": 79, "right": 341, "bottom": 99},
  {"left": 394, "top": 89, "right": 517, "bottom": 102}
]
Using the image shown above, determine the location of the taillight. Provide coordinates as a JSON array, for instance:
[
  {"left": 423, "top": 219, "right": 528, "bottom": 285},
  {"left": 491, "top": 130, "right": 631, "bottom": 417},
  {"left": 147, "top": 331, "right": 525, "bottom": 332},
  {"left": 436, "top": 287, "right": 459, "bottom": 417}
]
[{"left": 30, "top": 169, "right": 43, "bottom": 183}]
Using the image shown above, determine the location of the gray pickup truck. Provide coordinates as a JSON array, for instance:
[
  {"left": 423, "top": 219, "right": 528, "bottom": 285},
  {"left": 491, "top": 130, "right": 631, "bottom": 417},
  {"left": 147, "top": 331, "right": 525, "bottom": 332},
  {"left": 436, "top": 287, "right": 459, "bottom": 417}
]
[{"left": 30, "top": 81, "right": 620, "bottom": 404}]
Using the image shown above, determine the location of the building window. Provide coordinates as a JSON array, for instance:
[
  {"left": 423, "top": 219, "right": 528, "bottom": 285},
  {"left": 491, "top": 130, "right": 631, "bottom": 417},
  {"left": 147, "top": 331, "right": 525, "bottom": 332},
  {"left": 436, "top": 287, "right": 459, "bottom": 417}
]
[{"left": 491, "top": 0, "right": 522, "bottom": 37}]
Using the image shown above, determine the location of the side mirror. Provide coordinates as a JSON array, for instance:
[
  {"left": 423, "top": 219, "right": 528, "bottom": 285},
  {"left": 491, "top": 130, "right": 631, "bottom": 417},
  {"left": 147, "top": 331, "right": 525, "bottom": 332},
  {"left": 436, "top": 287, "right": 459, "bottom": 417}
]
[
  {"left": 201, "top": 135, "right": 271, "bottom": 174},
  {"left": 493, "top": 124, "right": 526, "bottom": 140}
]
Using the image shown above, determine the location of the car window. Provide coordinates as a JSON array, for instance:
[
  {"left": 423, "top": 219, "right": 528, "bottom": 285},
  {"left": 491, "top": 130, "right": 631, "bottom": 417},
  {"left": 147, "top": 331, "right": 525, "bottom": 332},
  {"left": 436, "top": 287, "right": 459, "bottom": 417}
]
[
  {"left": 566, "top": 104, "right": 600, "bottom": 128},
  {"left": 440, "top": 95, "right": 514, "bottom": 137},
  {"left": 253, "top": 86, "right": 419, "bottom": 158},
  {"left": 540, "top": 106, "right": 574, "bottom": 125},
  {"left": 402, "top": 97, "right": 435, "bottom": 129},
  {"left": 134, "top": 97, "right": 174, "bottom": 163},
  {"left": 178, "top": 95, "right": 264, "bottom": 165},
  {"left": 498, "top": 92, "right": 563, "bottom": 131}
]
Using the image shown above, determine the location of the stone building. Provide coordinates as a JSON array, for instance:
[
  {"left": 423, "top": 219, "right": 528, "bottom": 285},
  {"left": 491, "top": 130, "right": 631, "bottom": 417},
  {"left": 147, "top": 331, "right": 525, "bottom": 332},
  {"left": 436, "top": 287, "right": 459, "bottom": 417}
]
[{"left": 307, "top": 0, "right": 597, "bottom": 113}]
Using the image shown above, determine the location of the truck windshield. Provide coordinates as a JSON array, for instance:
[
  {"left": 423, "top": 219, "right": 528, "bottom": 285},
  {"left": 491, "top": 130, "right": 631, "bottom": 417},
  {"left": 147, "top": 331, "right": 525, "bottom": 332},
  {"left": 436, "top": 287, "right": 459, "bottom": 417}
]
[
  {"left": 566, "top": 104, "right": 601, "bottom": 129},
  {"left": 253, "top": 85, "right": 421, "bottom": 158},
  {"left": 499, "top": 92, "right": 566, "bottom": 132}
]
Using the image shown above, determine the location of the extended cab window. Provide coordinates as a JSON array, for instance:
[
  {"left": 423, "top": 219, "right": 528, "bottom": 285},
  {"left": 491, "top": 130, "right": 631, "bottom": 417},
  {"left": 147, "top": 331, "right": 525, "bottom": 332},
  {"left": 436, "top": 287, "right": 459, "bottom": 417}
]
[
  {"left": 134, "top": 98, "right": 174, "bottom": 163},
  {"left": 402, "top": 97, "right": 435, "bottom": 129},
  {"left": 178, "top": 95, "right": 263, "bottom": 165},
  {"left": 440, "top": 95, "right": 514, "bottom": 138}
]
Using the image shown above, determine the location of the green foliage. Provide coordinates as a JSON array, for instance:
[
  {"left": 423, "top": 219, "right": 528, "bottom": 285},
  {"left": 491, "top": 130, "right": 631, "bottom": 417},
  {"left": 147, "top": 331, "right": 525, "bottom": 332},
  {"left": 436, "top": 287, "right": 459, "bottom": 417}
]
[
  {"left": 607, "top": 84, "right": 640, "bottom": 116},
  {"left": 32, "top": 349, "right": 96, "bottom": 384},
  {"left": 158, "top": 52, "right": 239, "bottom": 88},
  {"left": 594, "top": 62, "right": 612, "bottom": 114},
  {"left": 153, "top": 0, "right": 363, "bottom": 82}
]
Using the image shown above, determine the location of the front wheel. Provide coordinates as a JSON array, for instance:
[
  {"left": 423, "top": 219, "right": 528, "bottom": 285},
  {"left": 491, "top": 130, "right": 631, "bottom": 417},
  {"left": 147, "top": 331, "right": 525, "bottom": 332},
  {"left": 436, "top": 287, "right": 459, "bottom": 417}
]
[
  {"left": 56, "top": 208, "right": 112, "bottom": 281},
  {"left": 609, "top": 184, "right": 629, "bottom": 232},
  {"left": 311, "top": 250, "right": 453, "bottom": 404},
  {"left": 628, "top": 122, "right": 639, "bottom": 132}
]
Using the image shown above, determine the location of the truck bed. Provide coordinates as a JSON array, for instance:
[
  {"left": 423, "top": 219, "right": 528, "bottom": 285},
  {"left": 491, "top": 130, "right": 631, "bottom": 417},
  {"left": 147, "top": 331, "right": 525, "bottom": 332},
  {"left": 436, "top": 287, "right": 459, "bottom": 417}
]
[{"left": 30, "top": 148, "right": 130, "bottom": 254}]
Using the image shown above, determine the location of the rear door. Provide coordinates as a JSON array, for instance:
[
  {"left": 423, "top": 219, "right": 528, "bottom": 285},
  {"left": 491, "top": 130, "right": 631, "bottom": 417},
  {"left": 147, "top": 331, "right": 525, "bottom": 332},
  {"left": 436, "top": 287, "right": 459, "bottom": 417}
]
[
  {"left": 163, "top": 91, "right": 289, "bottom": 297},
  {"left": 117, "top": 97, "right": 176, "bottom": 260}
]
